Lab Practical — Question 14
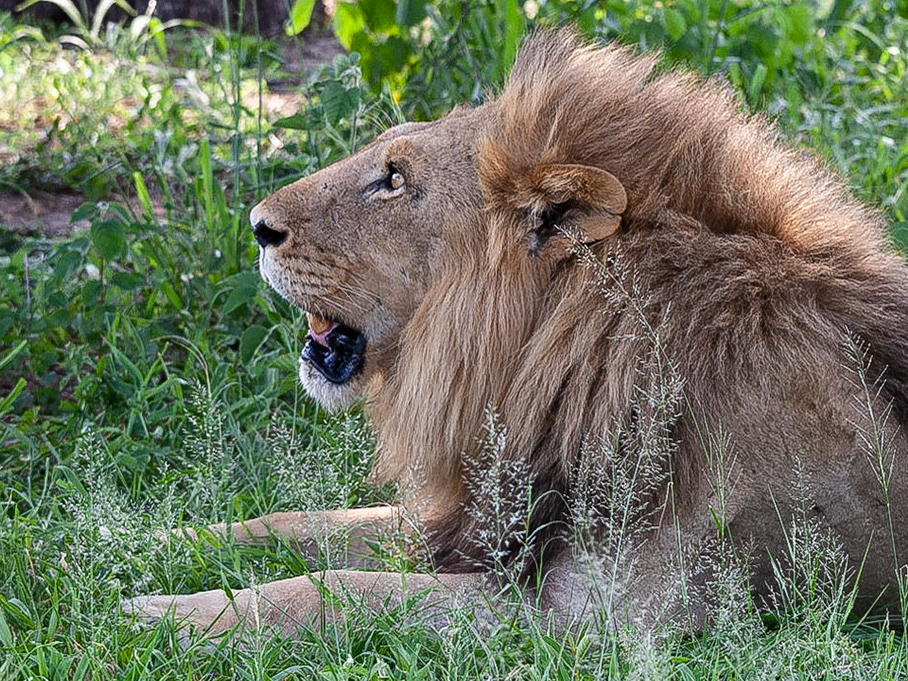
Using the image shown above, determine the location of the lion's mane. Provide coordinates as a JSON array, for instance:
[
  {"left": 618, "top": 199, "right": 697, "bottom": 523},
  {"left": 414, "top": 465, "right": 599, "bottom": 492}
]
[{"left": 368, "top": 30, "right": 908, "bottom": 575}]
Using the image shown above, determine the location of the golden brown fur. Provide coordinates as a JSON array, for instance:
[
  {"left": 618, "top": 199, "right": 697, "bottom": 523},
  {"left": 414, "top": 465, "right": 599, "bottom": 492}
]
[{"left": 127, "top": 29, "right": 908, "bottom": 634}]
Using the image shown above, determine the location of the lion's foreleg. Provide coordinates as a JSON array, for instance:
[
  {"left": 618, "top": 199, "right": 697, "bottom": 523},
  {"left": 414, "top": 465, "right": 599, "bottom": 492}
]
[
  {"left": 173, "top": 506, "right": 419, "bottom": 569},
  {"left": 123, "top": 570, "right": 488, "bottom": 638}
]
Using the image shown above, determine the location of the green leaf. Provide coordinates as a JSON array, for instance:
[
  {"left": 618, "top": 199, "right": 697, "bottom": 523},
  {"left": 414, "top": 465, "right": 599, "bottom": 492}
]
[
  {"left": 91, "top": 0, "right": 135, "bottom": 41},
  {"left": 396, "top": 0, "right": 427, "bottom": 27},
  {"left": 0, "top": 595, "right": 35, "bottom": 629},
  {"left": 747, "top": 63, "right": 769, "bottom": 101},
  {"left": 333, "top": 1, "right": 366, "bottom": 50},
  {"left": 364, "top": 37, "right": 409, "bottom": 86},
  {"left": 223, "top": 287, "right": 253, "bottom": 315},
  {"left": 111, "top": 271, "right": 144, "bottom": 290},
  {"left": 273, "top": 667, "right": 306, "bottom": 681},
  {"left": 133, "top": 172, "right": 155, "bottom": 221},
  {"left": 0, "top": 339, "right": 26, "bottom": 373},
  {"left": 286, "top": 0, "right": 317, "bottom": 35},
  {"left": 72, "top": 655, "right": 91, "bottom": 681},
  {"left": 496, "top": 0, "right": 525, "bottom": 75},
  {"left": 240, "top": 324, "right": 268, "bottom": 363},
  {"left": 664, "top": 8, "right": 687, "bottom": 42},
  {"left": 784, "top": 3, "right": 814, "bottom": 45},
  {"left": 53, "top": 250, "right": 83, "bottom": 283},
  {"left": 320, "top": 80, "right": 360, "bottom": 122},
  {"left": 16, "top": 0, "right": 87, "bottom": 33},
  {"left": 0, "top": 377, "right": 24, "bottom": 419},
  {"left": 71, "top": 202, "right": 99, "bottom": 223},
  {"left": 0, "top": 606, "right": 11, "bottom": 646},
  {"left": 83, "top": 279, "right": 103, "bottom": 306},
  {"left": 219, "top": 271, "right": 261, "bottom": 315},
  {"left": 891, "top": 220, "right": 908, "bottom": 250},
  {"left": 272, "top": 113, "right": 311, "bottom": 130},
  {"left": 159, "top": 280, "right": 183, "bottom": 310},
  {"left": 219, "top": 271, "right": 262, "bottom": 290},
  {"left": 359, "top": 0, "right": 397, "bottom": 33},
  {"left": 90, "top": 220, "right": 126, "bottom": 260}
]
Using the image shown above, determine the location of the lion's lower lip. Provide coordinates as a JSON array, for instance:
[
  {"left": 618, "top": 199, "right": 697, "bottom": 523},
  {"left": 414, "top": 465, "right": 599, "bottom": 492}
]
[{"left": 302, "top": 324, "right": 366, "bottom": 384}]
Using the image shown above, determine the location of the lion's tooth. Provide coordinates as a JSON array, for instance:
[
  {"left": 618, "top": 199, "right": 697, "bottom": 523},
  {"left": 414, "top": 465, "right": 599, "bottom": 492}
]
[{"left": 307, "top": 313, "right": 333, "bottom": 335}]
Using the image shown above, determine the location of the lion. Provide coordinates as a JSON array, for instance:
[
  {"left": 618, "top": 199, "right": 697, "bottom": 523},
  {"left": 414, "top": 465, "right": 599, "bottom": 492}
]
[{"left": 125, "top": 28, "right": 908, "bottom": 637}]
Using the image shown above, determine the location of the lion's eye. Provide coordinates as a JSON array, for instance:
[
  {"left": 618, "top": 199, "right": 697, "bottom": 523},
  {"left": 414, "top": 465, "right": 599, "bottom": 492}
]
[{"left": 389, "top": 171, "right": 405, "bottom": 190}]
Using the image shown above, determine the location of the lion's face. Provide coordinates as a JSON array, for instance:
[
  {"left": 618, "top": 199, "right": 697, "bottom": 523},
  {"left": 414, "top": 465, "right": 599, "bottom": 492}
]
[{"left": 250, "top": 110, "right": 487, "bottom": 410}]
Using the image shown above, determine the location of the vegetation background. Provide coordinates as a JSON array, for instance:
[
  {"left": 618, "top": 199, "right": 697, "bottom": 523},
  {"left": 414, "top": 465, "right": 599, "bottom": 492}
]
[{"left": 0, "top": 0, "right": 906, "bottom": 677}]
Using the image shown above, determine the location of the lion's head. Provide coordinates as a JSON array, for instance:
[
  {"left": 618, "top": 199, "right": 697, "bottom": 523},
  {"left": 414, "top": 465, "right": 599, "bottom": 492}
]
[
  {"left": 250, "top": 56, "right": 628, "bottom": 415},
  {"left": 251, "top": 112, "right": 489, "bottom": 410}
]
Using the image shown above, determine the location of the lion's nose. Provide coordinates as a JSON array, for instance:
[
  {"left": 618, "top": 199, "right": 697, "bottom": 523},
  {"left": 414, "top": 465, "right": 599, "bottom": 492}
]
[{"left": 252, "top": 219, "right": 288, "bottom": 248}]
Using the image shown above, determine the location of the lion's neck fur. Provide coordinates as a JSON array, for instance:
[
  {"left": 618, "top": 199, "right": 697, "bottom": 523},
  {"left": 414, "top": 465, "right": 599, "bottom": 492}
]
[{"left": 367, "top": 233, "right": 558, "bottom": 508}]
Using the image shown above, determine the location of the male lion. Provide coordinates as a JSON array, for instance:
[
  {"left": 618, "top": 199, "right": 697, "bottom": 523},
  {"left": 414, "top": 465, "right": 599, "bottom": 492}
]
[{"left": 127, "top": 29, "right": 908, "bottom": 636}]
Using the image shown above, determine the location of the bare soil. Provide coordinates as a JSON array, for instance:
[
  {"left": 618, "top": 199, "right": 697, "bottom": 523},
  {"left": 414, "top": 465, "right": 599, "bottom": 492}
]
[
  {"left": 0, "top": 190, "right": 91, "bottom": 237},
  {"left": 278, "top": 30, "right": 346, "bottom": 86},
  {"left": 0, "top": 28, "right": 344, "bottom": 239}
]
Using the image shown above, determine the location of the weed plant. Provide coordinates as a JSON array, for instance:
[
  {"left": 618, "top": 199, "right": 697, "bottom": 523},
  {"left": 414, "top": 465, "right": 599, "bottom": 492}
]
[{"left": 0, "top": 0, "right": 907, "bottom": 678}]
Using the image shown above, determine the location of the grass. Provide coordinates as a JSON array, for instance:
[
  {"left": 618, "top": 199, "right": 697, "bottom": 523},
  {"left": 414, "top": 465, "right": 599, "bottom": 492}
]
[{"left": 1, "top": 0, "right": 907, "bottom": 678}]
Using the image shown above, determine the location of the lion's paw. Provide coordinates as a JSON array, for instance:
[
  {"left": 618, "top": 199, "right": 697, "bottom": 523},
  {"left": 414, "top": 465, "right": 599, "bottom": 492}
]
[
  {"left": 121, "top": 594, "right": 179, "bottom": 624},
  {"left": 121, "top": 590, "right": 239, "bottom": 639}
]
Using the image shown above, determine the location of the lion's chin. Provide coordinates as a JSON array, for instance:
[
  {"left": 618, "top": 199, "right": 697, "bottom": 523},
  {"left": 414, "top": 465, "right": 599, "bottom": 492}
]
[{"left": 298, "top": 359, "right": 363, "bottom": 412}]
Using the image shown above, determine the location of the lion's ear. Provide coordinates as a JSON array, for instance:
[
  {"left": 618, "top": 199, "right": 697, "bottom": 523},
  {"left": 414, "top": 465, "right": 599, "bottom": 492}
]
[{"left": 519, "top": 163, "right": 627, "bottom": 254}]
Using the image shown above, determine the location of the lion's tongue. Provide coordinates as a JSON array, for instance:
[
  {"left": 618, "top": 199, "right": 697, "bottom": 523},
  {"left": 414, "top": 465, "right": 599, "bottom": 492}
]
[{"left": 306, "top": 313, "right": 338, "bottom": 348}]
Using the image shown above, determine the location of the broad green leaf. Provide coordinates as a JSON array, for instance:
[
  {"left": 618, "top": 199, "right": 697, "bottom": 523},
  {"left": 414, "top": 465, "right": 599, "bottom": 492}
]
[
  {"left": 396, "top": 0, "right": 427, "bottom": 27},
  {"left": 71, "top": 202, "right": 99, "bottom": 223},
  {"left": 785, "top": 3, "right": 814, "bottom": 45},
  {"left": 220, "top": 272, "right": 261, "bottom": 314},
  {"left": 240, "top": 324, "right": 268, "bottom": 363},
  {"left": 83, "top": 279, "right": 103, "bottom": 306},
  {"left": 53, "top": 250, "right": 83, "bottom": 283},
  {"left": 664, "top": 8, "right": 687, "bottom": 42},
  {"left": 333, "top": 1, "right": 366, "bottom": 50},
  {"left": 90, "top": 220, "right": 126, "bottom": 260},
  {"left": 219, "top": 271, "right": 262, "bottom": 289},
  {"left": 223, "top": 288, "right": 253, "bottom": 315},
  {"left": 111, "top": 271, "right": 144, "bottom": 290},
  {"left": 286, "top": 0, "right": 317, "bottom": 36},
  {"left": 359, "top": 0, "right": 397, "bottom": 33},
  {"left": 273, "top": 113, "right": 311, "bottom": 130},
  {"left": 320, "top": 80, "right": 360, "bottom": 122}
]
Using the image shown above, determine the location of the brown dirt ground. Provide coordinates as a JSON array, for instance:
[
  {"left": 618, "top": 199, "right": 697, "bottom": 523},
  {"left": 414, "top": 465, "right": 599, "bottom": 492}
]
[
  {"left": 279, "top": 30, "right": 346, "bottom": 86},
  {"left": 0, "top": 29, "right": 344, "bottom": 239},
  {"left": 0, "top": 190, "right": 91, "bottom": 237}
]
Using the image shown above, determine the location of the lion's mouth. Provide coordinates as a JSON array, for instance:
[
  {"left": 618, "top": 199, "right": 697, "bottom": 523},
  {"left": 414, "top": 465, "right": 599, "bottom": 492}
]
[{"left": 302, "top": 312, "right": 366, "bottom": 385}]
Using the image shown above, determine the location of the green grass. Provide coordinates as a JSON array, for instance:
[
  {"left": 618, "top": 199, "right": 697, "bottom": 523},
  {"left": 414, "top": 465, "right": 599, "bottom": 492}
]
[{"left": 1, "top": 0, "right": 907, "bottom": 678}]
